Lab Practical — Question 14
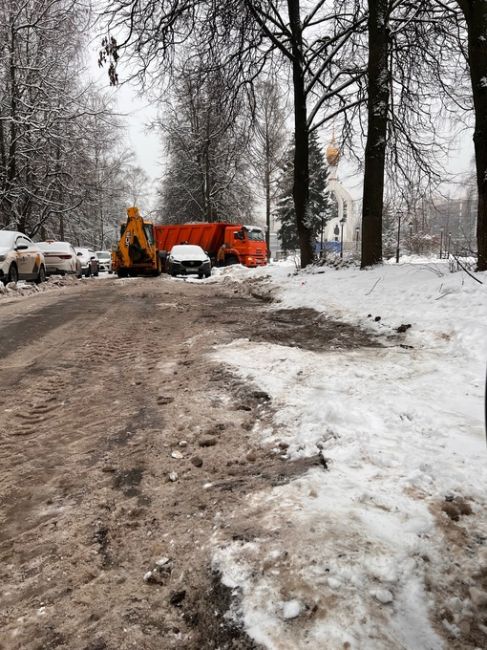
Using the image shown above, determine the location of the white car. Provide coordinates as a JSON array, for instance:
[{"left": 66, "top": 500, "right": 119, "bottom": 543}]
[
  {"left": 0, "top": 230, "right": 46, "bottom": 284},
  {"left": 95, "top": 250, "right": 112, "bottom": 273},
  {"left": 166, "top": 244, "right": 212, "bottom": 278},
  {"left": 75, "top": 247, "right": 99, "bottom": 277},
  {"left": 38, "top": 241, "right": 82, "bottom": 277}
]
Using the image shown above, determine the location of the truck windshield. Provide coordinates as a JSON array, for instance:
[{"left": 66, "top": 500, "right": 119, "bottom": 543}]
[{"left": 246, "top": 229, "right": 265, "bottom": 241}]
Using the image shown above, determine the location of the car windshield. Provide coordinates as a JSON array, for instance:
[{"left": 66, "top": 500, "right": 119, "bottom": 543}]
[
  {"left": 245, "top": 229, "right": 265, "bottom": 241},
  {"left": 96, "top": 252, "right": 110, "bottom": 259},
  {"left": 171, "top": 245, "right": 204, "bottom": 256},
  {"left": 0, "top": 231, "right": 15, "bottom": 247}
]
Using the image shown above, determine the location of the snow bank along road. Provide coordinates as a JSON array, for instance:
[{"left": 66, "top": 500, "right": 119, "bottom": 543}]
[{"left": 212, "top": 262, "right": 487, "bottom": 650}]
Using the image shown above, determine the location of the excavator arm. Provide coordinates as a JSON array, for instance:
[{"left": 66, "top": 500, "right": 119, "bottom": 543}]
[{"left": 112, "top": 207, "right": 160, "bottom": 277}]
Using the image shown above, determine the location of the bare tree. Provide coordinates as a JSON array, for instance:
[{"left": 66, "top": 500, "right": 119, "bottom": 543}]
[
  {"left": 360, "top": 0, "right": 455, "bottom": 267},
  {"left": 123, "top": 165, "right": 151, "bottom": 210},
  {"left": 0, "top": 0, "right": 129, "bottom": 246},
  {"left": 101, "top": 0, "right": 367, "bottom": 267},
  {"left": 454, "top": 0, "right": 487, "bottom": 271},
  {"left": 361, "top": 0, "right": 391, "bottom": 267},
  {"left": 248, "top": 77, "right": 289, "bottom": 254},
  {"left": 157, "top": 58, "right": 254, "bottom": 223}
]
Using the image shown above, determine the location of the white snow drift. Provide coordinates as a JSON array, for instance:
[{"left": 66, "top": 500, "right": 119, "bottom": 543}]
[{"left": 211, "top": 260, "right": 487, "bottom": 650}]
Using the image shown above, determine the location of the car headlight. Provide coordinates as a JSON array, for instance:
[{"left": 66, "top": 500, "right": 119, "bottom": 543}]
[{"left": 0, "top": 254, "right": 6, "bottom": 262}]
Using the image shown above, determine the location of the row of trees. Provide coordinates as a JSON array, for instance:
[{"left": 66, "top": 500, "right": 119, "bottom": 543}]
[
  {"left": 101, "top": 0, "right": 487, "bottom": 272},
  {"left": 155, "top": 63, "right": 338, "bottom": 254},
  {"left": 156, "top": 62, "right": 255, "bottom": 225},
  {"left": 0, "top": 0, "right": 141, "bottom": 248}
]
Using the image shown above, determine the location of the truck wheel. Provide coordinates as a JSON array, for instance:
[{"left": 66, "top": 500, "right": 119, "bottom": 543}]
[
  {"left": 152, "top": 258, "right": 162, "bottom": 276},
  {"left": 117, "top": 269, "right": 128, "bottom": 278},
  {"left": 225, "top": 255, "right": 239, "bottom": 266}
]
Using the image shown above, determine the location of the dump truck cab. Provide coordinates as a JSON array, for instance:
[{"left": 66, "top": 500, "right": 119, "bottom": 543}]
[{"left": 217, "top": 225, "right": 267, "bottom": 267}]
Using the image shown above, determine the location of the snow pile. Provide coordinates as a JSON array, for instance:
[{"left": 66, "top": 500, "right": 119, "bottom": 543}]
[
  {"left": 211, "top": 261, "right": 487, "bottom": 649},
  {"left": 0, "top": 273, "right": 109, "bottom": 302},
  {"left": 261, "top": 261, "right": 485, "bottom": 364}
]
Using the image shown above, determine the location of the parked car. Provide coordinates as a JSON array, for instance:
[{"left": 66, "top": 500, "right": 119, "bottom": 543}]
[
  {"left": 166, "top": 244, "right": 212, "bottom": 279},
  {"left": 95, "top": 250, "right": 112, "bottom": 273},
  {"left": 38, "top": 241, "right": 82, "bottom": 277},
  {"left": 75, "top": 247, "right": 99, "bottom": 277},
  {"left": 0, "top": 230, "right": 46, "bottom": 284}
]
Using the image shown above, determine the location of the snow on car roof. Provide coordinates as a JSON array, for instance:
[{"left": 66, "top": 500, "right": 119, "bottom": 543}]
[
  {"left": 171, "top": 245, "right": 205, "bottom": 254},
  {"left": 38, "top": 241, "right": 71, "bottom": 250}
]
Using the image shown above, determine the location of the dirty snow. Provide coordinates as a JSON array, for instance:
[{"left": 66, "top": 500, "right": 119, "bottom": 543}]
[
  {"left": 211, "top": 259, "right": 487, "bottom": 649},
  {"left": 0, "top": 273, "right": 111, "bottom": 303}
]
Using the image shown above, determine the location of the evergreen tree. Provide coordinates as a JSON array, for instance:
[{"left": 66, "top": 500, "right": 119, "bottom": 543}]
[{"left": 275, "top": 132, "right": 333, "bottom": 253}]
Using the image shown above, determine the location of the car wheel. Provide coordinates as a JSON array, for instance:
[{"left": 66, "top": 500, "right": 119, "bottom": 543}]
[
  {"left": 205, "top": 271, "right": 211, "bottom": 278},
  {"left": 36, "top": 265, "right": 46, "bottom": 284},
  {"left": 8, "top": 264, "right": 18, "bottom": 283}
]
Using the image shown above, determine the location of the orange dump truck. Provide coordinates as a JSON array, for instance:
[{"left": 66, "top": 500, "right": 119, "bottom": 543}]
[{"left": 154, "top": 223, "right": 268, "bottom": 268}]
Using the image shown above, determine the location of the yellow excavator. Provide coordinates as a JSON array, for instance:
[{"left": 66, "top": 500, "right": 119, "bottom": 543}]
[{"left": 111, "top": 207, "right": 162, "bottom": 277}]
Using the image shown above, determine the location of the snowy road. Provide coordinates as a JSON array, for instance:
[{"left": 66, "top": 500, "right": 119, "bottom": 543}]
[
  {"left": 0, "top": 274, "right": 372, "bottom": 650},
  {"left": 0, "top": 276, "right": 283, "bottom": 649}
]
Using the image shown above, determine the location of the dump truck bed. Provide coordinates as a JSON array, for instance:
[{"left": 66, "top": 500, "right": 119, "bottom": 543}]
[{"left": 154, "top": 223, "right": 232, "bottom": 256}]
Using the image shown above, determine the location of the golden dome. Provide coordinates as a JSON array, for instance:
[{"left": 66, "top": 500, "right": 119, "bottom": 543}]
[{"left": 326, "top": 139, "right": 341, "bottom": 167}]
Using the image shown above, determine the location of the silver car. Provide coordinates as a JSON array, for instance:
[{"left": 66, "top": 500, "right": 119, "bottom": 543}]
[
  {"left": 0, "top": 230, "right": 46, "bottom": 284},
  {"left": 95, "top": 250, "right": 112, "bottom": 273},
  {"left": 75, "top": 247, "right": 99, "bottom": 277}
]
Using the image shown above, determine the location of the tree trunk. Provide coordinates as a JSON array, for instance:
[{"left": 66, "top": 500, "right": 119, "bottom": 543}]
[
  {"left": 265, "top": 123, "right": 271, "bottom": 258},
  {"left": 265, "top": 164, "right": 271, "bottom": 259},
  {"left": 458, "top": 0, "right": 487, "bottom": 271},
  {"left": 361, "top": 0, "right": 391, "bottom": 268},
  {"left": 287, "top": 0, "right": 314, "bottom": 268},
  {"left": 4, "top": 14, "right": 18, "bottom": 226}
]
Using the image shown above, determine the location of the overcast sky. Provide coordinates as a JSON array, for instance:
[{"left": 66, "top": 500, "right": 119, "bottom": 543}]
[{"left": 86, "top": 33, "right": 475, "bottom": 219}]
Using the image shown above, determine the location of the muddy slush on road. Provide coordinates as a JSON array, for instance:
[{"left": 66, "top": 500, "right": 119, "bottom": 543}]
[{"left": 0, "top": 274, "right": 380, "bottom": 650}]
